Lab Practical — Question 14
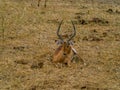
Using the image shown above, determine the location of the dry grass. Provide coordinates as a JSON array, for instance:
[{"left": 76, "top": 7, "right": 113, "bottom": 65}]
[{"left": 0, "top": 0, "right": 120, "bottom": 90}]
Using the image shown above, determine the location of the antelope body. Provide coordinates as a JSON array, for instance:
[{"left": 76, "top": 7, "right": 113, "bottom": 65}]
[{"left": 53, "top": 20, "right": 77, "bottom": 66}]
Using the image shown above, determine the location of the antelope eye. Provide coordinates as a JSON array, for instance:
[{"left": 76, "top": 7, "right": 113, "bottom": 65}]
[
  {"left": 67, "top": 45, "right": 69, "bottom": 47},
  {"left": 69, "top": 42, "right": 71, "bottom": 45},
  {"left": 60, "top": 41, "right": 64, "bottom": 44}
]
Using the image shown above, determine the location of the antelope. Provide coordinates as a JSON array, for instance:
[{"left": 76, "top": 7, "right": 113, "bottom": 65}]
[
  {"left": 38, "top": 0, "right": 47, "bottom": 7},
  {"left": 31, "top": 0, "right": 47, "bottom": 7},
  {"left": 53, "top": 20, "right": 77, "bottom": 66}
]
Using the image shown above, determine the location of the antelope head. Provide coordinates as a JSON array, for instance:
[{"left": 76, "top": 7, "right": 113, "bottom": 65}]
[{"left": 53, "top": 20, "right": 76, "bottom": 66}]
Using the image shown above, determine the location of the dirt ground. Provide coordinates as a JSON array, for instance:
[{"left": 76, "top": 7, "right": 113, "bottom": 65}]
[{"left": 0, "top": 0, "right": 120, "bottom": 90}]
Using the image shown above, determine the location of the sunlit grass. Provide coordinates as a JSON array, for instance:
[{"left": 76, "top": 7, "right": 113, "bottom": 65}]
[{"left": 0, "top": 0, "right": 120, "bottom": 90}]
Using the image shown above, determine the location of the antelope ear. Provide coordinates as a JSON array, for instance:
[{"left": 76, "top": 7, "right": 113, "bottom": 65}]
[
  {"left": 69, "top": 41, "right": 74, "bottom": 45},
  {"left": 55, "top": 40, "right": 59, "bottom": 45},
  {"left": 55, "top": 40, "right": 63, "bottom": 45}
]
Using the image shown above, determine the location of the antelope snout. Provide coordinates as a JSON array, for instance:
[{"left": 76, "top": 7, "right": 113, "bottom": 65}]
[{"left": 63, "top": 53, "right": 67, "bottom": 55}]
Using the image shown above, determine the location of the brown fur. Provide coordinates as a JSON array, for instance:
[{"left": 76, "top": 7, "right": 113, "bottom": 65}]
[
  {"left": 53, "top": 42, "right": 73, "bottom": 66},
  {"left": 54, "top": 45, "right": 62, "bottom": 56}
]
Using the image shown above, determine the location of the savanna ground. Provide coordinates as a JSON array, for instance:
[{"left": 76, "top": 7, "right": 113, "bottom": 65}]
[{"left": 0, "top": 0, "right": 120, "bottom": 90}]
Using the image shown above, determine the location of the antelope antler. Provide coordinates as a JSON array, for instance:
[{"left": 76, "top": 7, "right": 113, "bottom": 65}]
[
  {"left": 67, "top": 21, "right": 76, "bottom": 42},
  {"left": 57, "top": 20, "right": 63, "bottom": 41}
]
